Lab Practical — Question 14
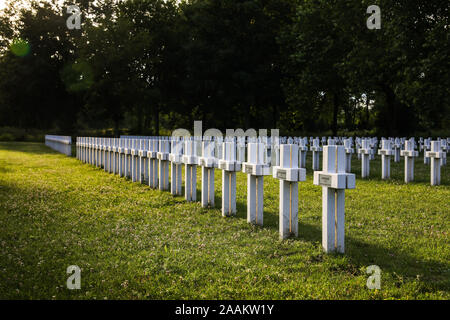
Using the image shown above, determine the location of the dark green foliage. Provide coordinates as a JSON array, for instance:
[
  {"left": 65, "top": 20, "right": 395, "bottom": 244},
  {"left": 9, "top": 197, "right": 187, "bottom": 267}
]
[{"left": 0, "top": 0, "right": 448, "bottom": 136}]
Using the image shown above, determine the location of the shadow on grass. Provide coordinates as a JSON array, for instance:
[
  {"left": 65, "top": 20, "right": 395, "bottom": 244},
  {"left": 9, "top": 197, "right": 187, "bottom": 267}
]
[
  {"left": 0, "top": 141, "right": 64, "bottom": 156},
  {"left": 296, "top": 220, "right": 449, "bottom": 292}
]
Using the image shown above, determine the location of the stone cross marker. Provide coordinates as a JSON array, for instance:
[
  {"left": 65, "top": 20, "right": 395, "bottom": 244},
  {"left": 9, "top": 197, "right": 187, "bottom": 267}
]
[
  {"left": 313, "top": 145, "right": 356, "bottom": 253},
  {"left": 138, "top": 139, "right": 148, "bottom": 184},
  {"left": 378, "top": 139, "right": 394, "bottom": 179},
  {"left": 199, "top": 140, "right": 216, "bottom": 207},
  {"left": 97, "top": 138, "right": 102, "bottom": 168},
  {"left": 343, "top": 138, "right": 354, "bottom": 173},
  {"left": 106, "top": 138, "right": 111, "bottom": 173},
  {"left": 440, "top": 139, "right": 447, "bottom": 166},
  {"left": 93, "top": 137, "right": 98, "bottom": 167},
  {"left": 298, "top": 138, "right": 308, "bottom": 169},
  {"left": 124, "top": 139, "right": 132, "bottom": 179},
  {"left": 423, "top": 138, "right": 431, "bottom": 165},
  {"left": 109, "top": 138, "right": 115, "bottom": 174},
  {"left": 237, "top": 137, "right": 246, "bottom": 163},
  {"left": 147, "top": 138, "right": 159, "bottom": 189},
  {"left": 370, "top": 138, "right": 377, "bottom": 160},
  {"left": 104, "top": 138, "right": 110, "bottom": 172},
  {"left": 243, "top": 143, "right": 270, "bottom": 226},
  {"left": 219, "top": 141, "right": 242, "bottom": 216},
  {"left": 425, "top": 141, "right": 443, "bottom": 186},
  {"left": 131, "top": 139, "right": 140, "bottom": 183},
  {"left": 169, "top": 138, "right": 183, "bottom": 196},
  {"left": 393, "top": 138, "right": 401, "bottom": 163},
  {"left": 358, "top": 139, "right": 372, "bottom": 178},
  {"left": 157, "top": 138, "right": 170, "bottom": 191},
  {"left": 271, "top": 136, "right": 280, "bottom": 168},
  {"left": 183, "top": 140, "right": 198, "bottom": 202},
  {"left": 92, "top": 137, "right": 98, "bottom": 167},
  {"left": 401, "top": 139, "right": 418, "bottom": 183},
  {"left": 88, "top": 137, "right": 94, "bottom": 165},
  {"left": 273, "top": 144, "right": 306, "bottom": 240},
  {"left": 112, "top": 138, "right": 119, "bottom": 175},
  {"left": 310, "top": 138, "right": 322, "bottom": 171},
  {"left": 104, "top": 138, "right": 110, "bottom": 173},
  {"left": 118, "top": 138, "right": 125, "bottom": 177}
]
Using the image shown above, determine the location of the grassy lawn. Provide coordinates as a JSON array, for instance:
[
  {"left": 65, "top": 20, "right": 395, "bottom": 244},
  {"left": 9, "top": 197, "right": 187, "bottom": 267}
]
[{"left": 0, "top": 142, "right": 448, "bottom": 299}]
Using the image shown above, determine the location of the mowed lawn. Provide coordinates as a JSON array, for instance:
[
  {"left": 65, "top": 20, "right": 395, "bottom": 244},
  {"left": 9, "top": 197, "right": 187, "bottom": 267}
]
[{"left": 0, "top": 142, "right": 448, "bottom": 300}]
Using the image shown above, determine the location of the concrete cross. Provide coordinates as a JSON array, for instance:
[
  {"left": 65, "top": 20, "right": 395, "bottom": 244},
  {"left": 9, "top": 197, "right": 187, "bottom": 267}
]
[
  {"left": 169, "top": 138, "right": 183, "bottom": 196},
  {"left": 310, "top": 138, "right": 322, "bottom": 171},
  {"left": 218, "top": 140, "right": 242, "bottom": 216},
  {"left": 183, "top": 139, "right": 198, "bottom": 201},
  {"left": 400, "top": 139, "right": 418, "bottom": 183},
  {"left": 273, "top": 144, "right": 306, "bottom": 240},
  {"left": 157, "top": 138, "right": 170, "bottom": 191},
  {"left": 358, "top": 139, "right": 373, "bottom": 178},
  {"left": 425, "top": 141, "right": 443, "bottom": 186},
  {"left": 147, "top": 138, "right": 159, "bottom": 189},
  {"left": 242, "top": 143, "right": 270, "bottom": 226},
  {"left": 199, "top": 140, "right": 216, "bottom": 207},
  {"left": 313, "top": 145, "right": 356, "bottom": 253},
  {"left": 343, "top": 138, "right": 354, "bottom": 173},
  {"left": 378, "top": 139, "right": 394, "bottom": 179}
]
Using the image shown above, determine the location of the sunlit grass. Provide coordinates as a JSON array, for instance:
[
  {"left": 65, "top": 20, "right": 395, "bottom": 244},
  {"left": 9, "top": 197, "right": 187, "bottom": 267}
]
[{"left": 0, "top": 142, "right": 448, "bottom": 299}]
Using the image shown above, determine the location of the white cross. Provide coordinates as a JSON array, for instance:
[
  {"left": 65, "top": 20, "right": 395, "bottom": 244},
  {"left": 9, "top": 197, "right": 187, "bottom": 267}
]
[
  {"left": 313, "top": 145, "right": 356, "bottom": 253},
  {"left": 273, "top": 144, "right": 306, "bottom": 239}
]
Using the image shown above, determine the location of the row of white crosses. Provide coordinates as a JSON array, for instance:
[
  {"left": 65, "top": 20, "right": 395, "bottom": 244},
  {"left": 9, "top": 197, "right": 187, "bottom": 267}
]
[
  {"left": 76, "top": 134, "right": 447, "bottom": 187},
  {"left": 76, "top": 135, "right": 357, "bottom": 253},
  {"left": 45, "top": 135, "right": 72, "bottom": 156},
  {"left": 74, "top": 133, "right": 448, "bottom": 253}
]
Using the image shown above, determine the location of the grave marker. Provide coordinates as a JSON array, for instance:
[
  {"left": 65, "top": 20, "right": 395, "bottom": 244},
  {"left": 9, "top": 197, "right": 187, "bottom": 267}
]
[
  {"left": 243, "top": 143, "right": 270, "bottom": 226},
  {"left": 183, "top": 140, "right": 198, "bottom": 201},
  {"left": 393, "top": 138, "right": 401, "bottom": 162},
  {"left": 313, "top": 145, "right": 355, "bottom": 253},
  {"left": 138, "top": 139, "right": 148, "bottom": 184},
  {"left": 169, "top": 139, "right": 183, "bottom": 195},
  {"left": 147, "top": 138, "right": 159, "bottom": 189},
  {"left": 310, "top": 138, "right": 322, "bottom": 171},
  {"left": 273, "top": 144, "right": 306, "bottom": 239},
  {"left": 343, "top": 138, "right": 354, "bottom": 173},
  {"left": 298, "top": 138, "right": 308, "bottom": 169},
  {"left": 157, "top": 138, "right": 170, "bottom": 191},
  {"left": 378, "top": 139, "right": 393, "bottom": 179},
  {"left": 199, "top": 141, "right": 216, "bottom": 207},
  {"left": 400, "top": 139, "right": 418, "bottom": 183},
  {"left": 425, "top": 141, "right": 443, "bottom": 186},
  {"left": 423, "top": 138, "right": 431, "bottom": 165},
  {"left": 358, "top": 139, "right": 372, "bottom": 178},
  {"left": 219, "top": 141, "right": 242, "bottom": 216}
]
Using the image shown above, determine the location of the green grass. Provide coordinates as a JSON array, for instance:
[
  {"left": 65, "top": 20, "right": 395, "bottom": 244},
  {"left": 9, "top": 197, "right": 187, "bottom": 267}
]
[{"left": 0, "top": 142, "right": 448, "bottom": 299}]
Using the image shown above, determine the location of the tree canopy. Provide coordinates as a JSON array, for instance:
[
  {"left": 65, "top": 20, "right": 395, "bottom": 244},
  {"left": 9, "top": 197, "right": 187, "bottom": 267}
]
[{"left": 0, "top": 0, "right": 448, "bottom": 137}]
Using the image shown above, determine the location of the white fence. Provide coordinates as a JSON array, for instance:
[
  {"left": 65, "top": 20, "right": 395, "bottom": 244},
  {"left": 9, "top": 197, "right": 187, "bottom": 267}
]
[{"left": 45, "top": 135, "right": 72, "bottom": 156}]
